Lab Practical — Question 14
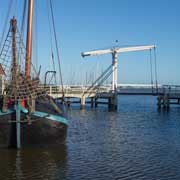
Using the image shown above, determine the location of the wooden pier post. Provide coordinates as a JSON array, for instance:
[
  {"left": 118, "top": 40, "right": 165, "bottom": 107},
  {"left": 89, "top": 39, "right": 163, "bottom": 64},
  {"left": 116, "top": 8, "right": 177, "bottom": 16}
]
[
  {"left": 162, "top": 94, "right": 169, "bottom": 109},
  {"left": 67, "top": 97, "right": 71, "bottom": 107},
  {"left": 95, "top": 97, "right": 98, "bottom": 108},
  {"left": 108, "top": 97, "right": 111, "bottom": 109},
  {"left": 80, "top": 96, "right": 86, "bottom": 109},
  {"left": 157, "top": 96, "right": 162, "bottom": 109},
  {"left": 165, "top": 94, "right": 170, "bottom": 109},
  {"left": 178, "top": 99, "right": 180, "bottom": 104},
  {"left": 157, "top": 93, "right": 170, "bottom": 110},
  {"left": 91, "top": 97, "right": 94, "bottom": 108},
  {"left": 108, "top": 94, "right": 117, "bottom": 110}
]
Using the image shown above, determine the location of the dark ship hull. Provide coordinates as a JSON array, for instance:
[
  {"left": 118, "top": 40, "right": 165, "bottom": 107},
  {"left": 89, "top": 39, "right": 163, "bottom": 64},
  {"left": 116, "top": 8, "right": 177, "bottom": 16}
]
[
  {"left": 0, "top": 99, "right": 68, "bottom": 148},
  {"left": 0, "top": 1, "right": 68, "bottom": 148}
]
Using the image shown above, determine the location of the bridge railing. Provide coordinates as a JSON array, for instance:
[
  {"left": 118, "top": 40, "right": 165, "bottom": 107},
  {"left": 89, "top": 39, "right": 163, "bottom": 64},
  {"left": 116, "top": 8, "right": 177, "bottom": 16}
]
[
  {"left": 162, "top": 85, "right": 180, "bottom": 95},
  {"left": 41, "top": 84, "right": 180, "bottom": 97},
  {"left": 40, "top": 85, "right": 111, "bottom": 96}
]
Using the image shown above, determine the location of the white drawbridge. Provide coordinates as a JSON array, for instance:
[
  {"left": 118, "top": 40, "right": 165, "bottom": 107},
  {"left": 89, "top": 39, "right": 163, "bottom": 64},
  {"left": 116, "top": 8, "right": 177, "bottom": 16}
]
[{"left": 82, "top": 45, "right": 156, "bottom": 92}]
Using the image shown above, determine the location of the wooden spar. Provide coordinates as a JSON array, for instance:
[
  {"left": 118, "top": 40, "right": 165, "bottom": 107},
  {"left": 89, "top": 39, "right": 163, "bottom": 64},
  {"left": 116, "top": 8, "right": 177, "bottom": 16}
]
[
  {"left": 25, "top": 0, "right": 34, "bottom": 78},
  {"left": 11, "top": 17, "right": 17, "bottom": 98},
  {"left": 11, "top": 18, "right": 21, "bottom": 148}
]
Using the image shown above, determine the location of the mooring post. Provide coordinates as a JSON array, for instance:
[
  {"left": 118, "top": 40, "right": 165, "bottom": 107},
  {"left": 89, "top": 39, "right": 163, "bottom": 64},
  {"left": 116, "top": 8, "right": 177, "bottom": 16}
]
[
  {"left": 108, "top": 97, "right": 111, "bottom": 109},
  {"left": 67, "top": 97, "right": 70, "bottom": 107},
  {"left": 108, "top": 94, "right": 117, "bottom": 110},
  {"left": 157, "top": 96, "right": 162, "bottom": 109},
  {"left": 91, "top": 97, "right": 94, "bottom": 108},
  {"left": 114, "top": 91, "right": 118, "bottom": 110},
  {"left": 166, "top": 94, "right": 170, "bottom": 109},
  {"left": 178, "top": 99, "right": 180, "bottom": 104},
  {"left": 95, "top": 97, "right": 98, "bottom": 107},
  {"left": 15, "top": 101, "right": 21, "bottom": 149},
  {"left": 80, "top": 96, "right": 86, "bottom": 109}
]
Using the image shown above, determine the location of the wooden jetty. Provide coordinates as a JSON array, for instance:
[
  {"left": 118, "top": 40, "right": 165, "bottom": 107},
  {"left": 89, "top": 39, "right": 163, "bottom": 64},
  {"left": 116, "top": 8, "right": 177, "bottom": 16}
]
[
  {"left": 43, "top": 85, "right": 118, "bottom": 110},
  {"left": 37, "top": 85, "right": 180, "bottom": 110},
  {"left": 157, "top": 85, "right": 180, "bottom": 109}
]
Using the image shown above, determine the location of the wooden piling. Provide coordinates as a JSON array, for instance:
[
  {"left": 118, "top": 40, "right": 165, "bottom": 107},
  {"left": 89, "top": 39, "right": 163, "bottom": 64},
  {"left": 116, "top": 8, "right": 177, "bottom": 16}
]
[
  {"left": 95, "top": 97, "right": 98, "bottom": 108},
  {"left": 91, "top": 97, "right": 94, "bottom": 108},
  {"left": 157, "top": 96, "right": 162, "bottom": 109},
  {"left": 108, "top": 95, "right": 117, "bottom": 110},
  {"left": 80, "top": 96, "right": 86, "bottom": 109}
]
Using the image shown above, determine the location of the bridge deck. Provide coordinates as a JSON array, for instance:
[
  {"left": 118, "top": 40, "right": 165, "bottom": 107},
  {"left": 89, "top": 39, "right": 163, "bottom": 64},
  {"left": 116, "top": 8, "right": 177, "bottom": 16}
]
[
  {"left": 43, "top": 85, "right": 180, "bottom": 98},
  {"left": 41, "top": 85, "right": 180, "bottom": 109}
]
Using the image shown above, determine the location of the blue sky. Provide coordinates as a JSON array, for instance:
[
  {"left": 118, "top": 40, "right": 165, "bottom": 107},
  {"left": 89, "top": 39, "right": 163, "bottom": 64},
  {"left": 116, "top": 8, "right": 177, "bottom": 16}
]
[{"left": 0, "top": 0, "right": 180, "bottom": 85}]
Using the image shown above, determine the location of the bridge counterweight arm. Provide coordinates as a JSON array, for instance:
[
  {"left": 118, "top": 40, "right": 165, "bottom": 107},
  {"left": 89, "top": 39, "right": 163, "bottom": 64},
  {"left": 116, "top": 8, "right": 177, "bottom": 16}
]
[
  {"left": 81, "top": 49, "right": 113, "bottom": 57},
  {"left": 81, "top": 45, "right": 155, "bottom": 58},
  {"left": 116, "top": 45, "right": 155, "bottom": 53}
]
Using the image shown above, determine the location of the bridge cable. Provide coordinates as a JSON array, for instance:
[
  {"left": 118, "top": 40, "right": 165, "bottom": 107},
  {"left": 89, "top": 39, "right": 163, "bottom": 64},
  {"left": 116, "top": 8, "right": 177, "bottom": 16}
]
[
  {"left": 16, "top": 0, "right": 27, "bottom": 69},
  {"left": 149, "top": 49, "right": 154, "bottom": 93},
  {"left": 154, "top": 47, "right": 158, "bottom": 93}
]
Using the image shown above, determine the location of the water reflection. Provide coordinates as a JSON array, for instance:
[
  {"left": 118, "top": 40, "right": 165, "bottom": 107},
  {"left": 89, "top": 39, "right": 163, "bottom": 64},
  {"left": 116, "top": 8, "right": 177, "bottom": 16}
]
[
  {"left": 0, "top": 145, "right": 67, "bottom": 180},
  {"left": 2, "top": 96, "right": 180, "bottom": 179},
  {"left": 16, "top": 150, "right": 23, "bottom": 180}
]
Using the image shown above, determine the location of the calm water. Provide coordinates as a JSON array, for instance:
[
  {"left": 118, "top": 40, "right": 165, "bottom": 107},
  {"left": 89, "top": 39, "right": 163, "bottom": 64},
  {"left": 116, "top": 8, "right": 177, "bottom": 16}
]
[{"left": 1, "top": 96, "right": 180, "bottom": 180}]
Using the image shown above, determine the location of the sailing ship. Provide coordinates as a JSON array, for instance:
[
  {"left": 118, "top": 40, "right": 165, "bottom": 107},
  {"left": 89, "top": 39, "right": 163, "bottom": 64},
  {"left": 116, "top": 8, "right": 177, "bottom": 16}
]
[{"left": 0, "top": 0, "right": 68, "bottom": 148}]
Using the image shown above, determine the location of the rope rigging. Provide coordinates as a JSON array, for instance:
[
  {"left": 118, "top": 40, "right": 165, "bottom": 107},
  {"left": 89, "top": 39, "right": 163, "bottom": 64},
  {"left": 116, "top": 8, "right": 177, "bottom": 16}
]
[
  {"left": 49, "top": 0, "right": 65, "bottom": 101},
  {"left": 0, "top": 0, "right": 14, "bottom": 52},
  {"left": 46, "top": 0, "right": 57, "bottom": 86},
  {"left": 20, "top": 0, "right": 27, "bottom": 36},
  {"left": 0, "top": 0, "right": 68, "bottom": 116},
  {"left": 0, "top": 18, "right": 46, "bottom": 102}
]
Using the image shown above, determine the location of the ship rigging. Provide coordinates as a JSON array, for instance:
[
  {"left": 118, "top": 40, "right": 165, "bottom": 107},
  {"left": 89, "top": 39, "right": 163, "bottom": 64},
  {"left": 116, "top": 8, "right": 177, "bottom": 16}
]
[{"left": 0, "top": 0, "right": 68, "bottom": 149}]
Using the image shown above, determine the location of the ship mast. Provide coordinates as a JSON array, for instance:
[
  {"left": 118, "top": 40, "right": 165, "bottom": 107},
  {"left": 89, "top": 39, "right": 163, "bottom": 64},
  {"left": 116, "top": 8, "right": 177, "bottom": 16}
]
[
  {"left": 25, "top": 0, "right": 34, "bottom": 78},
  {"left": 11, "top": 17, "right": 17, "bottom": 98}
]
